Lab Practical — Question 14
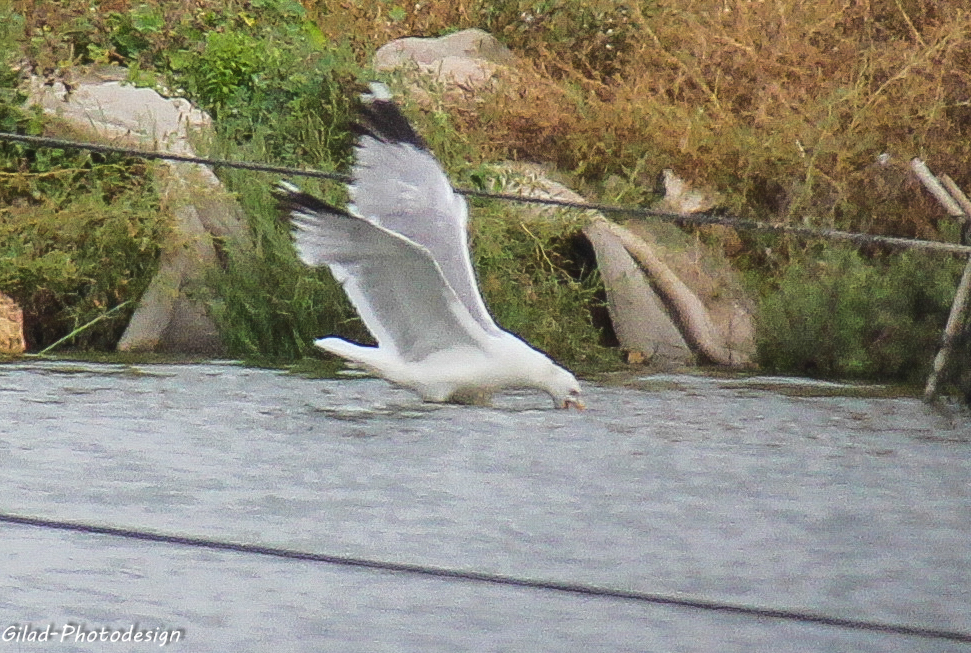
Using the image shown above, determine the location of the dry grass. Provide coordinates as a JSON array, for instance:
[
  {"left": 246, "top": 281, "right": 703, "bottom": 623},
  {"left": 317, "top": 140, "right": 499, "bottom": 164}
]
[
  {"left": 16, "top": 0, "right": 970, "bottom": 238},
  {"left": 308, "top": 0, "right": 970, "bottom": 241}
]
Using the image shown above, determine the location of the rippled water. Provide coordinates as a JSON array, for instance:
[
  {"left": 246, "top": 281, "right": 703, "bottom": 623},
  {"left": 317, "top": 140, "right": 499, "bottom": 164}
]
[{"left": 0, "top": 361, "right": 968, "bottom": 652}]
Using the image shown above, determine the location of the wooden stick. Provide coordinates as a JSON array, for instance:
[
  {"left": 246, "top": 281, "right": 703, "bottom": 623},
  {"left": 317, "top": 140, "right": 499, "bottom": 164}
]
[
  {"left": 925, "top": 255, "right": 971, "bottom": 402},
  {"left": 911, "top": 158, "right": 965, "bottom": 216},
  {"left": 941, "top": 174, "right": 971, "bottom": 221},
  {"left": 923, "top": 167, "right": 971, "bottom": 402}
]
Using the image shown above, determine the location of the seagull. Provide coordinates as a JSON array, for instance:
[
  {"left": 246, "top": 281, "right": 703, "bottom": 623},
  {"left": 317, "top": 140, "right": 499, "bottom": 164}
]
[{"left": 274, "top": 83, "right": 584, "bottom": 409}]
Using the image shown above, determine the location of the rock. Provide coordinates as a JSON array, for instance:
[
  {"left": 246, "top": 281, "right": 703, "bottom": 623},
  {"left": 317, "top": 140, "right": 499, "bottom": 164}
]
[
  {"left": 622, "top": 220, "right": 755, "bottom": 365},
  {"left": 115, "top": 166, "right": 231, "bottom": 355},
  {"left": 583, "top": 220, "right": 693, "bottom": 366},
  {"left": 489, "top": 162, "right": 693, "bottom": 366},
  {"left": 654, "top": 169, "right": 746, "bottom": 256},
  {"left": 28, "top": 67, "right": 248, "bottom": 355},
  {"left": 656, "top": 169, "right": 722, "bottom": 215},
  {"left": 0, "top": 293, "right": 26, "bottom": 355},
  {"left": 29, "top": 66, "right": 205, "bottom": 157},
  {"left": 490, "top": 162, "right": 754, "bottom": 367},
  {"left": 374, "top": 28, "right": 516, "bottom": 93},
  {"left": 596, "top": 218, "right": 753, "bottom": 366},
  {"left": 116, "top": 163, "right": 245, "bottom": 355}
]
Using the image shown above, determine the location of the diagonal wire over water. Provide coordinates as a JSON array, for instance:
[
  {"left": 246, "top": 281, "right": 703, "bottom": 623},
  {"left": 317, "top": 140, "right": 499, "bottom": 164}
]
[
  {"left": 3, "top": 131, "right": 971, "bottom": 256},
  {"left": 1, "top": 513, "right": 969, "bottom": 644}
]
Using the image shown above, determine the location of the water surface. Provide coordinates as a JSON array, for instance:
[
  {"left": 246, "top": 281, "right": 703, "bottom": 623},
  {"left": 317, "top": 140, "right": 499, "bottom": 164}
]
[{"left": 0, "top": 362, "right": 968, "bottom": 652}]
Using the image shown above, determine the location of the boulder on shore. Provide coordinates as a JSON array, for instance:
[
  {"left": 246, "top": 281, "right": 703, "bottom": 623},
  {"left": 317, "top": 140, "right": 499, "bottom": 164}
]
[
  {"left": 0, "top": 293, "right": 26, "bottom": 355},
  {"left": 374, "top": 28, "right": 517, "bottom": 97},
  {"left": 29, "top": 66, "right": 248, "bottom": 355}
]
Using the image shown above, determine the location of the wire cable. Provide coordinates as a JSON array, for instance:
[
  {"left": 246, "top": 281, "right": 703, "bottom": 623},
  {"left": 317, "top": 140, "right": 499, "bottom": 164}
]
[
  {"left": 1, "top": 512, "right": 969, "bottom": 644},
  {"left": 0, "top": 131, "right": 350, "bottom": 182},
  {"left": 2, "top": 131, "right": 970, "bottom": 256}
]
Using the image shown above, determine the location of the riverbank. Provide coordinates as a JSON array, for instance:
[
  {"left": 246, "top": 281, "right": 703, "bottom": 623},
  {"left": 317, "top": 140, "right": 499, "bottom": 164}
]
[{"left": 2, "top": 1, "right": 970, "bottom": 389}]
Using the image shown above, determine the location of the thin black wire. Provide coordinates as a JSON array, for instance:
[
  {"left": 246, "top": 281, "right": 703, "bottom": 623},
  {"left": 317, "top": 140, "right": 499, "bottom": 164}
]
[
  {"left": 1, "top": 512, "right": 969, "bottom": 644},
  {"left": 2, "top": 131, "right": 971, "bottom": 256},
  {"left": 0, "top": 131, "right": 350, "bottom": 182}
]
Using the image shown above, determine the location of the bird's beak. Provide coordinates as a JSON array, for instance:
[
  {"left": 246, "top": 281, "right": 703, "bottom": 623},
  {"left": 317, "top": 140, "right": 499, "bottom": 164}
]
[{"left": 562, "top": 397, "right": 586, "bottom": 410}]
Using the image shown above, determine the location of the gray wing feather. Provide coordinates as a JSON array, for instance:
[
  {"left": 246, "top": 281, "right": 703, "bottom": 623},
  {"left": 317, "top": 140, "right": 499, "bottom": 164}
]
[
  {"left": 349, "top": 135, "right": 502, "bottom": 337},
  {"left": 281, "top": 188, "right": 486, "bottom": 361}
]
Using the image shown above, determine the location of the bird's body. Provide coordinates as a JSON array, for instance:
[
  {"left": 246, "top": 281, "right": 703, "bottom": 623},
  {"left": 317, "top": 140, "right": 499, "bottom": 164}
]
[
  {"left": 317, "top": 335, "right": 572, "bottom": 405},
  {"left": 274, "top": 84, "right": 583, "bottom": 409}
]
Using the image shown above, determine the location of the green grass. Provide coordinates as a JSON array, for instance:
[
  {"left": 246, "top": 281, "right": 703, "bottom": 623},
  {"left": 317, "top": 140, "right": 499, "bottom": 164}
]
[
  {"left": 0, "top": 173, "right": 166, "bottom": 351},
  {"left": 755, "top": 245, "right": 963, "bottom": 383},
  {"left": 202, "top": 166, "right": 367, "bottom": 364},
  {"left": 6, "top": 0, "right": 971, "bottom": 387}
]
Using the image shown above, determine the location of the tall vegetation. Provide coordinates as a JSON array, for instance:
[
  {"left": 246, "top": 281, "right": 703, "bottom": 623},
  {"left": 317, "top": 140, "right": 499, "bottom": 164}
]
[
  {"left": 4, "top": 0, "right": 970, "bottom": 384},
  {"left": 0, "top": 2, "right": 164, "bottom": 352}
]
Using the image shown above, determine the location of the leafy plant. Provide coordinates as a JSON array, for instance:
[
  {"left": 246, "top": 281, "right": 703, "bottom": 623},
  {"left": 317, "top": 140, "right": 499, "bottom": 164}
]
[
  {"left": 755, "top": 246, "right": 962, "bottom": 382},
  {"left": 203, "top": 168, "right": 366, "bottom": 363},
  {"left": 163, "top": 15, "right": 361, "bottom": 167}
]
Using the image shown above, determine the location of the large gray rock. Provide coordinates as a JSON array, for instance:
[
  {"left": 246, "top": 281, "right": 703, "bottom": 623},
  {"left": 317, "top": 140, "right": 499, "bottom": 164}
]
[
  {"left": 374, "top": 28, "right": 516, "bottom": 92},
  {"left": 29, "top": 66, "right": 203, "bottom": 156},
  {"left": 29, "top": 67, "right": 247, "bottom": 355},
  {"left": 621, "top": 219, "right": 755, "bottom": 366},
  {"left": 489, "top": 162, "right": 754, "bottom": 367},
  {"left": 583, "top": 220, "right": 693, "bottom": 365}
]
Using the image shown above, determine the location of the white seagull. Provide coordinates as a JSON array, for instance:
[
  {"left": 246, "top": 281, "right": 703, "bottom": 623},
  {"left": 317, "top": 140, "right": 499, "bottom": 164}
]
[{"left": 274, "top": 83, "right": 584, "bottom": 409}]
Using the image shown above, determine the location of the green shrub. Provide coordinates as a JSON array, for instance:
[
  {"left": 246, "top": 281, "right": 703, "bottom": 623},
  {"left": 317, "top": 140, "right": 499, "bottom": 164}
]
[
  {"left": 101, "top": 4, "right": 165, "bottom": 63},
  {"left": 203, "top": 168, "right": 366, "bottom": 363},
  {"left": 756, "top": 246, "right": 962, "bottom": 382},
  {"left": 159, "top": 7, "right": 367, "bottom": 363}
]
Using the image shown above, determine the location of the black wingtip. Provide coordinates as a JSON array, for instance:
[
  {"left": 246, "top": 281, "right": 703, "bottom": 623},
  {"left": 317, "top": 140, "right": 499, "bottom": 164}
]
[
  {"left": 356, "top": 99, "right": 426, "bottom": 149},
  {"left": 273, "top": 182, "right": 350, "bottom": 219}
]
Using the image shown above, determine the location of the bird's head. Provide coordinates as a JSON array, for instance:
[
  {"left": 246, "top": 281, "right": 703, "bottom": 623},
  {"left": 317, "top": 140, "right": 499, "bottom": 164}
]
[{"left": 541, "top": 361, "right": 585, "bottom": 410}]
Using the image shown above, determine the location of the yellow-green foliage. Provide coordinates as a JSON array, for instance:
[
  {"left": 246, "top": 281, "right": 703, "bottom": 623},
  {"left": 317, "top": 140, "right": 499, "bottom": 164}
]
[
  {"left": 203, "top": 165, "right": 367, "bottom": 363},
  {"left": 11, "top": 0, "right": 971, "bottom": 380},
  {"left": 306, "top": 0, "right": 970, "bottom": 238},
  {"left": 0, "top": 177, "right": 165, "bottom": 351}
]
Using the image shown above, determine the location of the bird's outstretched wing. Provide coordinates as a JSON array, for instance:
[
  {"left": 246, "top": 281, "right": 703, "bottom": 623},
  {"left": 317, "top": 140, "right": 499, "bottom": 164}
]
[
  {"left": 347, "top": 83, "right": 502, "bottom": 337},
  {"left": 274, "top": 182, "right": 486, "bottom": 362}
]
